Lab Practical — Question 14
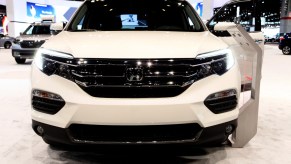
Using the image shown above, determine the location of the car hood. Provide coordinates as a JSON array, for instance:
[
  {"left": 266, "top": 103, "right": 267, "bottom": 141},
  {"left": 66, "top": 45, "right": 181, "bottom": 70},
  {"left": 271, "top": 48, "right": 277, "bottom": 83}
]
[
  {"left": 17, "top": 34, "right": 52, "bottom": 41},
  {"left": 43, "top": 31, "right": 228, "bottom": 59}
]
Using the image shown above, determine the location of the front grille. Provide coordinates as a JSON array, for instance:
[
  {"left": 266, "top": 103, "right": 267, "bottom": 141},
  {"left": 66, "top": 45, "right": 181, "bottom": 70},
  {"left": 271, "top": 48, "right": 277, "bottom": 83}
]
[
  {"left": 68, "top": 59, "right": 208, "bottom": 98},
  {"left": 20, "top": 40, "right": 45, "bottom": 48},
  {"left": 42, "top": 55, "right": 228, "bottom": 98},
  {"left": 204, "top": 95, "right": 237, "bottom": 114},
  {"left": 68, "top": 123, "right": 202, "bottom": 143},
  {"left": 32, "top": 96, "right": 65, "bottom": 114}
]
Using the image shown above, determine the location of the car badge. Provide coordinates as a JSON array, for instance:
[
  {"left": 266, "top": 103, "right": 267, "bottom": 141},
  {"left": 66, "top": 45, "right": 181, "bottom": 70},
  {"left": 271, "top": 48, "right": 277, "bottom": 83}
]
[{"left": 126, "top": 67, "right": 144, "bottom": 82}]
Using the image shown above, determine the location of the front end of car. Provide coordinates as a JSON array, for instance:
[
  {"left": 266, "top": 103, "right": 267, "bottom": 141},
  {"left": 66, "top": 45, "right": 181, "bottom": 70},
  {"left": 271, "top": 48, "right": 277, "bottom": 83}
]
[
  {"left": 12, "top": 38, "right": 46, "bottom": 59},
  {"left": 11, "top": 22, "right": 52, "bottom": 64},
  {"left": 30, "top": 0, "right": 242, "bottom": 146},
  {"left": 31, "top": 45, "right": 241, "bottom": 146}
]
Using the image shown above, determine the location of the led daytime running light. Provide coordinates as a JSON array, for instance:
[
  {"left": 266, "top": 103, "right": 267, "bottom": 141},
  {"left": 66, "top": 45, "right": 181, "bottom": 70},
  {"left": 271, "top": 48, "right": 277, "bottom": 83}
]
[
  {"left": 196, "top": 49, "right": 231, "bottom": 59},
  {"left": 36, "top": 49, "right": 74, "bottom": 59}
]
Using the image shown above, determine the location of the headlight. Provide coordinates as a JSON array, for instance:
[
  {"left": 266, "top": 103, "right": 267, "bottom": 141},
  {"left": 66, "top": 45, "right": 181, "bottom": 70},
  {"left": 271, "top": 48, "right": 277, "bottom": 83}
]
[
  {"left": 13, "top": 38, "right": 21, "bottom": 44},
  {"left": 195, "top": 49, "right": 234, "bottom": 77},
  {"left": 34, "top": 48, "right": 74, "bottom": 80}
]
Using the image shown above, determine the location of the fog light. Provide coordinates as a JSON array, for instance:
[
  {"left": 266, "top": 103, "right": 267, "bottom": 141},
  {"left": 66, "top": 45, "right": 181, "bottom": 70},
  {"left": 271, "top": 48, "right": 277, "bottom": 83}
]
[
  {"left": 32, "top": 89, "right": 65, "bottom": 114},
  {"left": 32, "top": 89, "right": 64, "bottom": 101},
  {"left": 204, "top": 89, "right": 238, "bottom": 114},
  {"left": 206, "top": 89, "right": 237, "bottom": 101},
  {"left": 225, "top": 125, "right": 233, "bottom": 134},
  {"left": 36, "top": 126, "right": 44, "bottom": 136}
]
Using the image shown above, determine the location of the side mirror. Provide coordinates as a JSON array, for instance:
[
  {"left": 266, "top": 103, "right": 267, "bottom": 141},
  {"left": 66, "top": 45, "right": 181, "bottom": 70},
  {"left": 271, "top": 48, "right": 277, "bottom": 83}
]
[
  {"left": 214, "top": 22, "right": 237, "bottom": 31},
  {"left": 20, "top": 32, "right": 23, "bottom": 35},
  {"left": 50, "top": 22, "right": 64, "bottom": 31}
]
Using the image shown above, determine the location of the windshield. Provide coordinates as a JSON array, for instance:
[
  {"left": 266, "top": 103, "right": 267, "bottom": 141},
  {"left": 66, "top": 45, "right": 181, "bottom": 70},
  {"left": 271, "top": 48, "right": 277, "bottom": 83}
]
[
  {"left": 207, "top": 0, "right": 280, "bottom": 32},
  {"left": 67, "top": 0, "right": 204, "bottom": 32},
  {"left": 23, "top": 25, "right": 51, "bottom": 35},
  {"left": 207, "top": 1, "right": 253, "bottom": 31}
]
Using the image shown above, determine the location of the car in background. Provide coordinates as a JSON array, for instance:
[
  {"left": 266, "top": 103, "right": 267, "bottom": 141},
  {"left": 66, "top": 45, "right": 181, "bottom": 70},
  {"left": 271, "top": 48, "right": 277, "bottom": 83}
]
[
  {"left": 0, "top": 34, "right": 14, "bottom": 49},
  {"left": 279, "top": 36, "right": 291, "bottom": 55},
  {"left": 11, "top": 16, "right": 64, "bottom": 64},
  {"left": 264, "top": 35, "right": 269, "bottom": 44},
  {"left": 264, "top": 34, "right": 279, "bottom": 43},
  {"left": 12, "top": 21, "right": 53, "bottom": 64}
]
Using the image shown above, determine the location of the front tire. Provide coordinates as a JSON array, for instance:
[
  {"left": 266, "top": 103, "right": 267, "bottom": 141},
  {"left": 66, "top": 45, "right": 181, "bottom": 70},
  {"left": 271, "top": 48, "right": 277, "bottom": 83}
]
[
  {"left": 15, "top": 58, "right": 26, "bottom": 64},
  {"left": 282, "top": 46, "right": 291, "bottom": 55},
  {"left": 4, "top": 41, "right": 12, "bottom": 49}
]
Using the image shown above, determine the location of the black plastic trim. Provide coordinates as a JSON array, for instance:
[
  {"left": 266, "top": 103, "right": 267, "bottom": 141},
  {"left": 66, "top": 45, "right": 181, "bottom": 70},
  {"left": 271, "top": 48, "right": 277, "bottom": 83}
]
[
  {"left": 32, "top": 119, "right": 237, "bottom": 146},
  {"left": 32, "top": 96, "right": 65, "bottom": 115},
  {"left": 12, "top": 49, "right": 36, "bottom": 59},
  {"left": 204, "top": 95, "right": 238, "bottom": 114}
]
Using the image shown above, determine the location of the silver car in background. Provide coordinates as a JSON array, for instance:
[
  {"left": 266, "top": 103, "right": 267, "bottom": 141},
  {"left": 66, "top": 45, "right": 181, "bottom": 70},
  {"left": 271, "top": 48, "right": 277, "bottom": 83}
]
[
  {"left": 12, "top": 22, "right": 53, "bottom": 64},
  {"left": 0, "top": 34, "right": 14, "bottom": 49}
]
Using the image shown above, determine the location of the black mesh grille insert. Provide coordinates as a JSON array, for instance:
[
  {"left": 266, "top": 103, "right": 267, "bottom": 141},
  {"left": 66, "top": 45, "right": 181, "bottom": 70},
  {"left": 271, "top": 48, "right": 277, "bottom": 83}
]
[
  {"left": 68, "top": 59, "right": 207, "bottom": 98},
  {"left": 42, "top": 55, "right": 229, "bottom": 98},
  {"left": 204, "top": 95, "right": 237, "bottom": 114},
  {"left": 32, "top": 96, "right": 65, "bottom": 114},
  {"left": 20, "top": 40, "right": 45, "bottom": 48},
  {"left": 68, "top": 123, "right": 202, "bottom": 143}
]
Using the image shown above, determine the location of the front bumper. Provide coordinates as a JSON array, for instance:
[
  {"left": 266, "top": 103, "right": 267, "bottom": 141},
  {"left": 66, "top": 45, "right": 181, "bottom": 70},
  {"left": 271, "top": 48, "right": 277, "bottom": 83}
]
[
  {"left": 32, "top": 119, "right": 237, "bottom": 145},
  {"left": 12, "top": 49, "right": 37, "bottom": 59},
  {"left": 12, "top": 43, "right": 37, "bottom": 59}
]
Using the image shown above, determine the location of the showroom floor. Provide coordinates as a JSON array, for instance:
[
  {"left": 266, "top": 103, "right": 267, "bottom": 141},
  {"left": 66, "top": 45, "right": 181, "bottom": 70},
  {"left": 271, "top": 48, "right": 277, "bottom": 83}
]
[{"left": 0, "top": 44, "right": 291, "bottom": 164}]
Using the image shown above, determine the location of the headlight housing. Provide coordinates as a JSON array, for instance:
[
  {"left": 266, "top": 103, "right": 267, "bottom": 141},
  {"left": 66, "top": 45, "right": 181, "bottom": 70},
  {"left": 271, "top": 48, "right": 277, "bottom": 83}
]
[
  {"left": 194, "top": 49, "right": 234, "bottom": 78},
  {"left": 34, "top": 49, "right": 74, "bottom": 80}
]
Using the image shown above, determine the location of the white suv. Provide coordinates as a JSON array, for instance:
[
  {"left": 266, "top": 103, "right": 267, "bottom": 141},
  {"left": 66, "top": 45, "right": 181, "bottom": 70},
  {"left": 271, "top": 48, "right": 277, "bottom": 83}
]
[{"left": 31, "top": 0, "right": 260, "bottom": 146}]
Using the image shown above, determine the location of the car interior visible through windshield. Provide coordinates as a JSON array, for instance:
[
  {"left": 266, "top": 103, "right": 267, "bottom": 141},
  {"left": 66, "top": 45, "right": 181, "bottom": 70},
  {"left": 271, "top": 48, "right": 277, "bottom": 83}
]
[{"left": 67, "top": 0, "right": 204, "bottom": 32}]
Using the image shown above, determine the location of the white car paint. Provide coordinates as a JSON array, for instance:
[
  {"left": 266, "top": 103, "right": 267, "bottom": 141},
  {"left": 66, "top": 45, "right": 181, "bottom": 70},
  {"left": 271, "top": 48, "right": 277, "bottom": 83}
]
[
  {"left": 43, "top": 31, "right": 228, "bottom": 59},
  {"left": 31, "top": 30, "right": 240, "bottom": 127}
]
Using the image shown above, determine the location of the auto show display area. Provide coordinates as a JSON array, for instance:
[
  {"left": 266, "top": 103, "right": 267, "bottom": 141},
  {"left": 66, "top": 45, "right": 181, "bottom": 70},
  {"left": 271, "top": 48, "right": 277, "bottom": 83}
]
[
  {"left": 0, "top": 45, "right": 291, "bottom": 163},
  {"left": 6, "top": 0, "right": 81, "bottom": 37}
]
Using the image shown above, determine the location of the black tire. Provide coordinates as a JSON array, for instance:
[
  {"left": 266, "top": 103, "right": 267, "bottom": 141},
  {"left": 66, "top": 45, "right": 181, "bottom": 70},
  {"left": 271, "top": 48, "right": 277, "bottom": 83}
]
[
  {"left": 4, "top": 41, "right": 12, "bottom": 49},
  {"left": 282, "top": 46, "right": 291, "bottom": 55},
  {"left": 15, "top": 58, "right": 26, "bottom": 64}
]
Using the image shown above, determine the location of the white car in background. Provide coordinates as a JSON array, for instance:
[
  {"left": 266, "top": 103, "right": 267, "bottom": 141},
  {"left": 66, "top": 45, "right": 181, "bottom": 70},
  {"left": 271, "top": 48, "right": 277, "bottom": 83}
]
[
  {"left": 11, "top": 16, "right": 63, "bottom": 64},
  {"left": 0, "top": 34, "right": 14, "bottom": 49},
  {"left": 12, "top": 22, "right": 52, "bottom": 64},
  {"left": 31, "top": 0, "right": 263, "bottom": 147}
]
